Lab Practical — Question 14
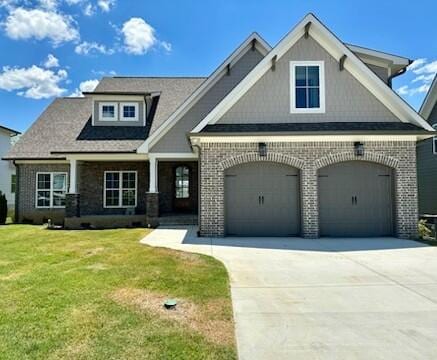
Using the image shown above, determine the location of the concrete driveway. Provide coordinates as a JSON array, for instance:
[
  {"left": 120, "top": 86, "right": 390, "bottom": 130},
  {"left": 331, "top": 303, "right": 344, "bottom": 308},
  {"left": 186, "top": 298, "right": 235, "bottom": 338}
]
[{"left": 141, "top": 227, "right": 437, "bottom": 360}]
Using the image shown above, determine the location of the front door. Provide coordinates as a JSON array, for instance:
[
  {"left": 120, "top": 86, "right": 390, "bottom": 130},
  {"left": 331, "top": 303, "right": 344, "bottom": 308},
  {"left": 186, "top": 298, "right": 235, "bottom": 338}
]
[{"left": 174, "top": 165, "right": 193, "bottom": 213}]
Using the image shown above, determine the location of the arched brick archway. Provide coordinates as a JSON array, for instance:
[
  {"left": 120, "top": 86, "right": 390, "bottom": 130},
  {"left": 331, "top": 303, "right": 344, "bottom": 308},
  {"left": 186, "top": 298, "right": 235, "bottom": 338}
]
[
  {"left": 219, "top": 152, "right": 305, "bottom": 171},
  {"left": 314, "top": 151, "right": 399, "bottom": 170}
]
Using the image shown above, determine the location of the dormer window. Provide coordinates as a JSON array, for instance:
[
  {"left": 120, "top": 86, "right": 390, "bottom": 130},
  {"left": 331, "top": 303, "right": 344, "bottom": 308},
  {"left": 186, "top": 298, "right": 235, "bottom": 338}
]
[
  {"left": 99, "top": 102, "right": 118, "bottom": 121},
  {"left": 121, "top": 103, "right": 139, "bottom": 121},
  {"left": 290, "top": 61, "right": 325, "bottom": 114}
]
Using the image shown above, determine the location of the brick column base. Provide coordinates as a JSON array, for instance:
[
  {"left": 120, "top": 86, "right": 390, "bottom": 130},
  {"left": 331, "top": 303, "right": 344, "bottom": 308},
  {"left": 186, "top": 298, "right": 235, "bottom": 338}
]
[
  {"left": 66, "top": 193, "right": 80, "bottom": 218},
  {"left": 146, "top": 192, "right": 159, "bottom": 227}
]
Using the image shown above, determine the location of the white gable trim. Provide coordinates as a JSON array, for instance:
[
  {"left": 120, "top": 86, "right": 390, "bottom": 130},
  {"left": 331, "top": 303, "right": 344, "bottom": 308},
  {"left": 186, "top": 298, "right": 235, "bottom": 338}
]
[
  {"left": 192, "top": 14, "right": 434, "bottom": 133},
  {"left": 137, "top": 33, "right": 271, "bottom": 153},
  {"left": 420, "top": 75, "right": 437, "bottom": 121}
]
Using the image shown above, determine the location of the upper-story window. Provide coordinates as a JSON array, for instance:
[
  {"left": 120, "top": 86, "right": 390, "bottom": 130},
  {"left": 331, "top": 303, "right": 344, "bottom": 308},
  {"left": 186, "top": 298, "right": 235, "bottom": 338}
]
[
  {"left": 99, "top": 102, "right": 118, "bottom": 121},
  {"left": 120, "top": 103, "right": 139, "bottom": 121},
  {"left": 290, "top": 61, "right": 325, "bottom": 114}
]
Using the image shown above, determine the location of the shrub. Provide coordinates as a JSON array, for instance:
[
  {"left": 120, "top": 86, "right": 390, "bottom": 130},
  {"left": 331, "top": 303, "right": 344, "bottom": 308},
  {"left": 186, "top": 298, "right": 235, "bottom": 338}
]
[
  {"left": 418, "top": 219, "right": 432, "bottom": 239},
  {"left": 0, "top": 191, "right": 7, "bottom": 225}
]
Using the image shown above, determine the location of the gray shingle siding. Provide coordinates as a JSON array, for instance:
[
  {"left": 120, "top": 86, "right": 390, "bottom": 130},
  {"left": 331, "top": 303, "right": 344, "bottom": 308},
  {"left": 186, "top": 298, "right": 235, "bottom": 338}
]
[
  {"left": 150, "top": 49, "right": 265, "bottom": 153},
  {"left": 367, "top": 64, "right": 389, "bottom": 84},
  {"left": 217, "top": 36, "right": 400, "bottom": 125}
]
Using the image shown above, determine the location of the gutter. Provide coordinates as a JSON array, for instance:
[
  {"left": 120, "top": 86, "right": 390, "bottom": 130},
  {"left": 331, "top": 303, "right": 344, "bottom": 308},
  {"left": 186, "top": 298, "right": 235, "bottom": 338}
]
[{"left": 388, "top": 59, "right": 413, "bottom": 87}]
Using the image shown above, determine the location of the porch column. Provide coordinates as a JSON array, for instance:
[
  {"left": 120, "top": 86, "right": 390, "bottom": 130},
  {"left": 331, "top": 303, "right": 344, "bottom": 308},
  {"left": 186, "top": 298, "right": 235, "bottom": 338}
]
[
  {"left": 146, "top": 155, "right": 159, "bottom": 227},
  {"left": 66, "top": 159, "right": 80, "bottom": 218}
]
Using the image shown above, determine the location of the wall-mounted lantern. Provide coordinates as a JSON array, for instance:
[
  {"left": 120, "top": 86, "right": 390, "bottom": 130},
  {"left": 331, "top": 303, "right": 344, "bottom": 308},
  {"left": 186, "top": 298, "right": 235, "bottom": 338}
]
[
  {"left": 258, "top": 142, "right": 267, "bottom": 157},
  {"left": 354, "top": 142, "right": 365, "bottom": 157}
]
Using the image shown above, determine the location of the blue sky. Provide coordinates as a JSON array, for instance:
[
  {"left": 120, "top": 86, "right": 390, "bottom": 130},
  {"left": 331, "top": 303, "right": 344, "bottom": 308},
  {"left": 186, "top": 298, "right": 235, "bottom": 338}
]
[{"left": 0, "top": 0, "right": 436, "bottom": 132}]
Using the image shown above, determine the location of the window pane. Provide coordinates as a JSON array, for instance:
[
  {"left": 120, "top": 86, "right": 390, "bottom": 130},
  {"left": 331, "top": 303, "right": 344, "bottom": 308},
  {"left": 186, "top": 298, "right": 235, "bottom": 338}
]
[
  {"left": 37, "top": 191, "right": 50, "bottom": 207},
  {"left": 11, "top": 174, "right": 16, "bottom": 193},
  {"left": 307, "top": 66, "right": 319, "bottom": 86},
  {"left": 53, "top": 191, "right": 66, "bottom": 207},
  {"left": 102, "top": 105, "right": 115, "bottom": 118},
  {"left": 175, "top": 166, "right": 189, "bottom": 199},
  {"left": 122, "top": 172, "right": 136, "bottom": 189},
  {"left": 105, "top": 189, "right": 119, "bottom": 206},
  {"left": 122, "top": 190, "right": 136, "bottom": 206},
  {"left": 295, "top": 66, "right": 306, "bottom": 87},
  {"left": 53, "top": 174, "right": 66, "bottom": 190},
  {"left": 105, "top": 172, "right": 119, "bottom": 189},
  {"left": 38, "top": 174, "right": 51, "bottom": 189},
  {"left": 295, "top": 88, "right": 307, "bottom": 108},
  {"left": 123, "top": 106, "right": 136, "bottom": 118},
  {"left": 308, "top": 88, "right": 320, "bottom": 108}
]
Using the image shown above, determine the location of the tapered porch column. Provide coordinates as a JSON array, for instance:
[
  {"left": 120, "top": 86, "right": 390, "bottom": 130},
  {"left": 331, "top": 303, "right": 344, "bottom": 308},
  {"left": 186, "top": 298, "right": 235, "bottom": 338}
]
[
  {"left": 66, "top": 158, "right": 80, "bottom": 218},
  {"left": 146, "top": 155, "right": 159, "bottom": 227}
]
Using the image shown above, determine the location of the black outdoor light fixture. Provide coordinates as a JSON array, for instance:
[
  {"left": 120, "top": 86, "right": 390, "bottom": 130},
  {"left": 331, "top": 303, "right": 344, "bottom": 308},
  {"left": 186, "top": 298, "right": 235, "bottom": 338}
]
[
  {"left": 259, "top": 142, "right": 267, "bottom": 157},
  {"left": 354, "top": 142, "right": 365, "bottom": 157}
]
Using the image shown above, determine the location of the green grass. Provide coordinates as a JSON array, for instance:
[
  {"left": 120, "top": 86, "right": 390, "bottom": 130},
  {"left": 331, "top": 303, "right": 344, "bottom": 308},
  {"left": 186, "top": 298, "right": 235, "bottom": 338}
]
[{"left": 0, "top": 225, "right": 236, "bottom": 360}]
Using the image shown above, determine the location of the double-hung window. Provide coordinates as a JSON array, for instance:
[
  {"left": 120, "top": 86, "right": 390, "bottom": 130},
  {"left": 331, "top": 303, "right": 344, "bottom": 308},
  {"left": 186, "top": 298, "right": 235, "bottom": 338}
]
[
  {"left": 99, "top": 102, "right": 118, "bottom": 121},
  {"left": 36, "top": 172, "right": 67, "bottom": 208},
  {"left": 104, "top": 171, "right": 137, "bottom": 208},
  {"left": 120, "top": 103, "right": 139, "bottom": 121},
  {"left": 290, "top": 61, "right": 325, "bottom": 113}
]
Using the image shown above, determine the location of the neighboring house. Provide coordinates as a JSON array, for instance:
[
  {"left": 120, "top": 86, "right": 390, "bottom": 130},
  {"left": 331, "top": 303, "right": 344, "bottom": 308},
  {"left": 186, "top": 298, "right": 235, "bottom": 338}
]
[
  {"left": 4, "top": 14, "right": 435, "bottom": 238},
  {"left": 417, "top": 75, "right": 437, "bottom": 215},
  {"left": 0, "top": 125, "right": 20, "bottom": 209}
]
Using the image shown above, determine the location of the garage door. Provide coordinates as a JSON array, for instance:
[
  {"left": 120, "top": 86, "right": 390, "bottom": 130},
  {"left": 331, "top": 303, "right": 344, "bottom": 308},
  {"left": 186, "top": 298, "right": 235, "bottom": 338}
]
[
  {"left": 319, "top": 161, "right": 393, "bottom": 237},
  {"left": 225, "top": 161, "right": 300, "bottom": 236}
]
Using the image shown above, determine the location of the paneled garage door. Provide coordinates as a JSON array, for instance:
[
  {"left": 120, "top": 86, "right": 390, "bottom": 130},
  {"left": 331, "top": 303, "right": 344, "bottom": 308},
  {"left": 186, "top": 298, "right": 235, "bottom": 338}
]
[
  {"left": 319, "top": 161, "right": 394, "bottom": 237},
  {"left": 225, "top": 161, "right": 300, "bottom": 236}
]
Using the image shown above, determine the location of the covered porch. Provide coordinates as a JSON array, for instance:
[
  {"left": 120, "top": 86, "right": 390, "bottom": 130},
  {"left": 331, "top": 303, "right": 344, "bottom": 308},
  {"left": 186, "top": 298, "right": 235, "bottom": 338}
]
[{"left": 63, "top": 153, "right": 198, "bottom": 229}]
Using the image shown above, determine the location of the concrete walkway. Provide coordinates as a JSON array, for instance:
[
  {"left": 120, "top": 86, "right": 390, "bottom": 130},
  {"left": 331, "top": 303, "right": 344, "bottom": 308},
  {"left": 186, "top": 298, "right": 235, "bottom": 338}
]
[{"left": 141, "top": 227, "right": 437, "bottom": 360}]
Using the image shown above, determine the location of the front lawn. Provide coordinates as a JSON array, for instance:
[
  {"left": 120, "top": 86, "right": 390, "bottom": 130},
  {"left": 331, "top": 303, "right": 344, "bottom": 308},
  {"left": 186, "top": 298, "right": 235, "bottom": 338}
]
[{"left": 0, "top": 225, "right": 236, "bottom": 359}]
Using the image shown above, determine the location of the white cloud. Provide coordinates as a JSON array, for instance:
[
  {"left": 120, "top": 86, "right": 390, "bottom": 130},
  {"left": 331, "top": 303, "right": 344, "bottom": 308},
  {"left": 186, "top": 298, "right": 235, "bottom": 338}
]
[
  {"left": 407, "top": 58, "right": 427, "bottom": 71},
  {"left": 70, "top": 78, "right": 99, "bottom": 97},
  {"left": 397, "top": 85, "right": 409, "bottom": 96},
  {"left": 4, "top": 7, "right": 79, "bottom": 45},
  {"left": 121, "top": 17, "right": 156, "bottom": 55},
  {"left": 97, "top": 0, "right": 114, "bottom": 12},
  {"left": 412, "top": 74, "right": 435, "bottom": 84},
  {"left": 160, "top": 41, "right": 172, "bottom": 53},
  {"left": 396, "top": 83, "right": 430, "bottom": 97},
  {"left": 83, "top": 3, "right": 94, "bottom": 16},
  {"left": 412, "top": 60, "right": 437, "bottom": 76},
  {"left": 39, "top": 0, "right": 58, "bottom": 10},
  {"left": 44, "top": 54, "right": 59, "bottom": 68},
  {"left": 75, "top": 41, "right": 114, "bottom": 55},
  {"left": 0, "top": 65, "right": 68, "bottom": 99}
]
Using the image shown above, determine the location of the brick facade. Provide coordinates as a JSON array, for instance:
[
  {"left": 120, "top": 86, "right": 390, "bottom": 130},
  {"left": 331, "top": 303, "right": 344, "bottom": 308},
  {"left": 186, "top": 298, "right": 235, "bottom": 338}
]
[{"left": 198, "top": 140, "right": 418, "bottom": 239}]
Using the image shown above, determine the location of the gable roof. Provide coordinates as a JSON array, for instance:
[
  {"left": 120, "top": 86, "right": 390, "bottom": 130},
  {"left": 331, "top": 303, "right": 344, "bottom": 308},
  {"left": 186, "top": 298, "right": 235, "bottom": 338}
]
[
  {"left": 419, "top": 74, "right": 437, "bottom": 122},
  {"left": 137, "top": 32, "right": 272, "bottom": 153},
  {"left": 192, "top": 13, "right": 434, "bottom": 133},
  {"left": 0, "top": 125, "right": 20, "bottom": 136},
  {"left": 5, "top": 78, "right": 205, "bottom": 160}
]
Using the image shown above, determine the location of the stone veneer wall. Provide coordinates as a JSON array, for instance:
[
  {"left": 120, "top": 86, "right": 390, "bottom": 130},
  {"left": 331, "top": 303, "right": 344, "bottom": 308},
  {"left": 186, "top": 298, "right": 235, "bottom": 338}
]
[
  {"left": 16, "top": 163, "right": 69, "bottom": 224},
  {"left": 199, "top": 141, "right": 418, "bottom": 239}
]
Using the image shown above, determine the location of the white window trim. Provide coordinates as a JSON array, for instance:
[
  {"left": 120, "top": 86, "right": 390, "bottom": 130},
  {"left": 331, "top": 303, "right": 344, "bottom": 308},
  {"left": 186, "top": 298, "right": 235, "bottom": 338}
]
[
  {"left": 433, "top": 136, "right": 437, "bottom": 155},
  {"left": 289, "top": 61, "right": 325, "bottom": 114},
  {"left": 103, "top": 171, "right": 137, "bottom": 208},
  {"left": 99, "top": 102, "right": 118, "bottom": 121},
  {"left": 120, "top": 102, "right": 139, "bottom": 121},
  {"left": 35, "top": 172, "right": 68, "bottom": 209}
]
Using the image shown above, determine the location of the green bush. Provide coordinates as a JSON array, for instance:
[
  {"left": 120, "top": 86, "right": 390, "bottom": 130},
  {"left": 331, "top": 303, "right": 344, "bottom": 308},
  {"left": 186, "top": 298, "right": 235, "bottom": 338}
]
[
  {"left": 418, "top": 219, "right": 432, "bottom": 239},
  {"left": 0, "top": 191, "right": 7, "bottom": 225}
]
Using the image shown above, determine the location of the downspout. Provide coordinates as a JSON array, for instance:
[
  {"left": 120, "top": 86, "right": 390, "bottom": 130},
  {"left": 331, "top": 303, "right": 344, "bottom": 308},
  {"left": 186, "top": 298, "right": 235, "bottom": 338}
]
[{"left": 190, "top": 142, "right": 202, "bottom": 237}]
